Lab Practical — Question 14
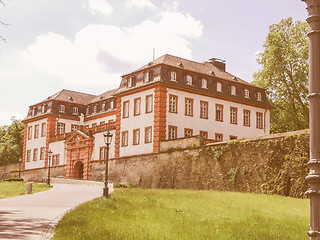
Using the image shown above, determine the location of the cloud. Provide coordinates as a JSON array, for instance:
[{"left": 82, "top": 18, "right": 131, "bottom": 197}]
[
  {"left": 20, "top": 11, "right": 203, "bottom": 87},
  {"left": 88, "top": 0, "right": 113, "bottom": 15},
  {"left": 126, "top": 0, "right": 155, "bottom": 9}
]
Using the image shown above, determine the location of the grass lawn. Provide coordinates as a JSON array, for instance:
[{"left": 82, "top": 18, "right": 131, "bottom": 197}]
[
  {"left": 0, "top": 181, "right": 52, "bottom": 199},
  {"left": 53, "top": 188, "right": 309, "bottom": 240}
]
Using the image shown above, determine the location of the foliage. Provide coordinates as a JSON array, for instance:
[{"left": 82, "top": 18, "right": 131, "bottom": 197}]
[
  {"left": 253, "top": 18, "right": 310, "bottom": 133},
  {"left": 53, "top": 188, "right": 309, "bottom": 240},
  {"left": 0, "top": 118, "right": 25, "bottom": 165},
  {"left": 0, "top": 181, "right": 52, "bottom": 199},
  {"left": 0, "top": 177, "right": 23, "bottom": 182}
]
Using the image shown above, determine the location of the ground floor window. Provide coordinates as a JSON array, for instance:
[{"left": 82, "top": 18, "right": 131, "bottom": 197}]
[{"left": 168, "top": 126, "right": 177, "bottom": 140}]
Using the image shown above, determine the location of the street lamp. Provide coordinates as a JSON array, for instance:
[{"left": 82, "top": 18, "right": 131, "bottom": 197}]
[
  {"left": 103, "top": 130, "right": 113, "bottom": 198},
  {"left": 301, "top": 0, "right": 320, "bottom": 239},
  {"left": 47, "top": 149, "right": 53, "bottom": 185},
  {"left": 18, "top": 157, "right": 22, "bottom": 179}
]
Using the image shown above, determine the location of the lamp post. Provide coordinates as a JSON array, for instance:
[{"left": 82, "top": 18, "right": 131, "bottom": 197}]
[
  {"left": 301, "top": 0, "right": 320, "bottom": 239},
  {"left": 47, "top": 150, "right": 53, "bottom": 185},
  {"left": 103, "top": 130, "right": 113, "bottom": 198},
  {"left": 18, "top": 157, "right": 22, "bottom": 179}
]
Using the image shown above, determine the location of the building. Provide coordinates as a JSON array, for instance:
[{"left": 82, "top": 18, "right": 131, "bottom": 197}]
[{"left": 22, "top": 54, "right": 272, "bottom": 179}]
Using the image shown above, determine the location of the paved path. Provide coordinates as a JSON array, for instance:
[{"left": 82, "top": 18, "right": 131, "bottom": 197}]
[{"left": 0, "top": 183, "right": 103, "bottom": 240}]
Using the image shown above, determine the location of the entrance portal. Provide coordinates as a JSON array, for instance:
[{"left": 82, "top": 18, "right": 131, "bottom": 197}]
[{"left": 74, "top": 161, "right": 84, "bottom": 179}]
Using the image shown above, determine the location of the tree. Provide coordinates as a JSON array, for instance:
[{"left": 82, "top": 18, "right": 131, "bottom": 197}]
[
  {"left": 253, "top": 18, "right": 310, "bottom": 133},
  {"left": 0, "top": 118, "right": 25, "bottom": 165},
  {"left": 0, "top": 0, "right": 9, "bottom": 42}
]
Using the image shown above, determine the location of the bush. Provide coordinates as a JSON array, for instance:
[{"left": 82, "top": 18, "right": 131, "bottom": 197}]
[{"left": 1, "top": 177, "right": 24, "bottom": 182}]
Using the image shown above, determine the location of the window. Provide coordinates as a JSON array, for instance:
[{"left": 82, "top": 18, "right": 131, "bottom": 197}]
[
  {"left": 40, "top": 147, "right": 45, "bottom": 160},
  {"left": 184, "top": 128, "right": 193, "bottom": 137},
  {"left": 59, "top": 105, "right": 65, "bottom": 113},
  {"left": 200, "top": 131, "right": 208, "bottom": 139},
  {"left": 33, "top": 148, "right": 38, "bottom": 161},
  {"left": 168, "top": 126, "right": 177, "bottom": 140},
  {"left": 128, "top": 77, "right": 133, "bottom": 87},
  {"left": 27, "top": 150, "right": 31, "bottom": 162},
  {"left": 146, "top": 95, "right": 153, "bottom": 113},
  {"left": 230, "top": 135, "right": 238, "bottom": 140},
  {"left": 100, "top": 121, "right": 105, "bottom": 125},
  {"left": 86, "top": 107, "right": 90, "bottom": 115},
  {"left": 94, "top": 105, "right": 98, "bottom": 114},
  {"left": 216, "top": 104, "right": 223, "bottom": 122},
  {"left": 122, "top": 131, "right": 128, "bottom": 147},
  {"left": 144, "top": 72, "right": 150, "bottom": 83},
  {"left": 92, "top": 123, "right": 97, "bottom": 127},
  {"left": 52, "top": 154, "right": 60, "bottom": 166},
  {"left": 200, "top": 101, "right": 208, "bottom": 119},
  {"left": 244, "top": 89, "right": 250, "bottom": 98},
  {"left": 73, "top": 107, "right": 79, "bottom": 115},
  {"left": 257, "top": 92, "right": 262, "bottom": 101},
  {"left": 217, "top": 82, "right": 222, "bottom": 92},
  {"left": 186, "top": 75, "right": 192, "bottom": 85},
  {"left": 123, "top": 101, "right": 129, "bottom": 118},
  {"left": 231, "top": 86, "right": 236, "bottom": 95},
  {"left": 201, "top": 79, "right": 208, "bottom": 88},
  {"left": 134, "top": 98, "right": 141, "bottom": 116},
  {"left": 32, "top": 107, "right": 36, "bottom": 116},
  {"left": 169, "top": 95, "right": 178, "bottom": 113},
  {"left": 230, "top": 107, "right": 238, "bottom": 124},
  {"left": 41, "top": 104, "right": 46, "bottom": 113},
  {"left": 215, "top": 133, "right": 223, "bottom": 142},
  {"left": 110, "top": 100, "right": 114, "bottom": 109},
  {"left": 41, "top": 123, "right": 47, "bottom": 137},
  {"left": 243, "top": 110, "right": 251, "bottom": 127},
  {"left": 185, "top": 98, "right": 193, "bottom": 116},
  {"left": 71, "top": 124, "right": 79, "bottom": 131},
  {"left": 170, "top": 71, "right": 177, "bottom": 81},
  {"left": 34, "top": 125, "right": 39, "bottom": 138},
  {"left": 101, "top": 103, "right": 106, "bottom": 111},
  {"left": 145, "top": 127, "right": 152, "bottom": 143},
  {"left": 256, "top": 112, "right": 263, "bottom": 129},
  {"left": 100, "top": 147, "right": 108, "bottom": 160},
  {"left": 57, "top": 122, "right": 65, "bottom": 134},
  {"left": 28, "top": 126, "right": 32, "bottom": 140},
  {"left": 133, "top": 129, "right": 140, "bottom": 145}
]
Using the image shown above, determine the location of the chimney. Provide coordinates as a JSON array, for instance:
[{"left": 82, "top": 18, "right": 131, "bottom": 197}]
[{"left": 209, "top": 58, "right": 226, "bottom": 72}]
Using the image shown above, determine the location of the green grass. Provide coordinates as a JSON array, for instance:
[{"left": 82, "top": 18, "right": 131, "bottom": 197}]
[
  {"left": 53, "top": 189, "right": 309, "bottom": 240},
  {"left": 0, "top": 181, "right": 52, "bottom": 199}
]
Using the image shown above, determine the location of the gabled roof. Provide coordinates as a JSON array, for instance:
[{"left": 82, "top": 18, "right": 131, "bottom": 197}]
[
  {"left": 125, "top": 54, "right": 252, "bottom": 86},
  {"left": 87, "top": 88, "right": 118, "bottom": 104},
  {"left": 40, "top": 89, "right": 97, "bottom": 105}
]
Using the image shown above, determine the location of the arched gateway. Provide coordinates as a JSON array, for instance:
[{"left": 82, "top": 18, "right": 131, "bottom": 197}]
[{"left": 64, "top": 130, "right": 94, "bottom": 180}]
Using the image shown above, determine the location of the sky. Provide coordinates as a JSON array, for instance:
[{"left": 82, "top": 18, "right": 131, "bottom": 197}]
[{"left": 0, "top": 0, "right": 308, "bottom": 126}]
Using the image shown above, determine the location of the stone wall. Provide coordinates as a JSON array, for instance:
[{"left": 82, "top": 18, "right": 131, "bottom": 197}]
[
  {"left": 0, "top": 163, "right": 20, "bottom": 180},
  {"left": 16, "top": 130, "right": 310, "bottom": 198}
]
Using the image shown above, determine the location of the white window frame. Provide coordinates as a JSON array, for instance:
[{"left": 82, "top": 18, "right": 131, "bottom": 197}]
[
  {"left": 231, "top": 86, "right": 236, "bottom": 95},
  {"left": 257, "top": 92, "right": 262, "bottom": 101},
  {"left": 59, "top": 105, "right": 65, "bottom": 113},
  {"left": 201, "top": 79, "right": 208, "bottom": 89},
  {"left": 170, "top": 71, "right": 177, "bottom": 81},
  {"left": 186, "top": 75, "right": 192, "bottom": 85},
  {"left": 217, "top": 82, "right": 222, "bottom": 92},
  {"left": 244, "top": 89, "right": 250, "bottom": 98}
]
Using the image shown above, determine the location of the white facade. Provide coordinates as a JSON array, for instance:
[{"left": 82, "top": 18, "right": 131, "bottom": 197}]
[
  {"left": 119, "top": 88, "right": 155, "bottom": 157},
  {"left": 166, "top": 88, "right": 270, "bottom": 141}
]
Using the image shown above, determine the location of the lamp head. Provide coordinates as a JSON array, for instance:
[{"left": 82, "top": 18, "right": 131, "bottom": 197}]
[
  {"left": 103, "top": 130, "right": 113, "bottom": 146},
  {"left": 48, "top": 149, "right": 53, "bottom": 158}
]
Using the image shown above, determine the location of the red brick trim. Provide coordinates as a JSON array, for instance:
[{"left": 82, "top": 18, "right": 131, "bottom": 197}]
[
  {"left": 114, "top": 98, "right": 121, "bottom": 157},
  {"left": 22, "top": 124, "right": 28, "bottom": 170},
  {"left": 153, "top": 85, "right": 167, "bottom": 152}
]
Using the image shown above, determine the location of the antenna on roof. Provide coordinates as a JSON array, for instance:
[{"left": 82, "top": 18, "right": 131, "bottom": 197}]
[{"left": 153, "top": 48, "right": 155, "bottom": 61}]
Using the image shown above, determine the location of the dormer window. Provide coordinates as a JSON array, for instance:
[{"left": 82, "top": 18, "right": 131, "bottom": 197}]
[
  {"left": 32, "top": 107, "right": 36, "bottom": 116},
  {"left": 144, "top": 72, "right": 149, "bottom": 83},
  {"left": 231, "top": 86, "right": 236, "bottom": 95},
  {"left": 102, "top": 103, "right": 106, "bottom": 111},
  {"left": 41, "top": 104, "right": 46, "bottom": 113},
  {"left": 86, "top": 107, "right": 90, "bottom": 115},
  {"left": 257, "top": 92, "right": 262, "bottom": 101},
  {"left": 110, "top": 100, "right": 114, "bottom": 109},
  {"left": 201, "top": 79, "right": 207, "bottom": 89},
  {"left": 186, "top": 75, "right": 192, "bottom": 85},
  {"left": 73, "top": 107, "right": 78, "bottom": 115},
  {"left": 244, "top": 89, "right": 250, "bottom": 98},
  {"left": 94, "top": 105, "right": 98, "bottom": 113},
  {"left": 128, "top": 77, "right": 133, "bottom": 88},
  {"left": 170, "top": 71, "right": 177, "bottom": 81},
  {"left": 59, "top": 105, "right": 65, "bottom": 113},
  {"left": 217, "top": 82, "right": 222, "bottom": 92}
]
